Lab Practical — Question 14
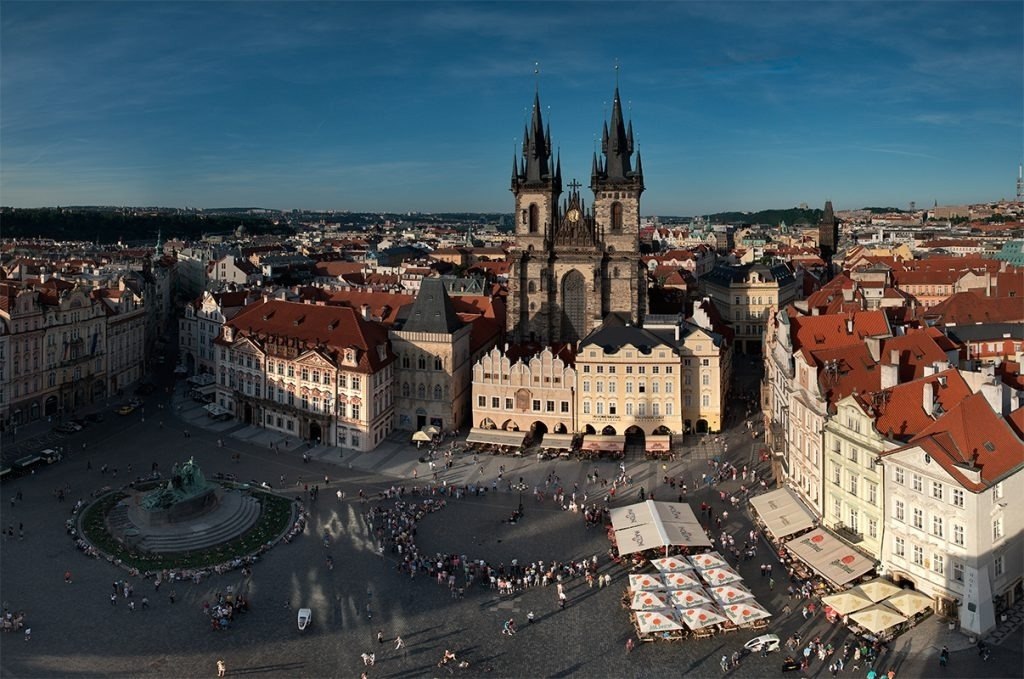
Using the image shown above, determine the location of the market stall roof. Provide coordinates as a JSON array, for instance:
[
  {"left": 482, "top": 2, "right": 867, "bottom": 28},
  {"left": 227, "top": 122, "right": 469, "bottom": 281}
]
[
  {"left": 853, "top": 578, "right": 902, "bottom": 603},
  {"left": 882, "top": 589, "right": 933, "bottom": 618},
  {"left": 582, "top": 434, "right": 626, "bottom": 452},
  {"left": 634, "top": 609, "right": 685, "bottom": 633},
  {"left": 821, "top": 589, "right": 874, "bottom": 616},
  {"left": 721, "top": 600, "right": 772, "bottom": 626},
  {"left": 848, "top": 603, "right": 908, "bottom": 635},
  {"left": 539, "top": 433, "right": 575, "bottom": 450},
  {"left": 465, "top": 428, "right": 527, "bottom": 447},
  {"left": 204, "top": 403, "right": 230, "bottom": 416},
  {"left": 668, "top": 588, "right": 715, "bottom": 608},
  {"left": 749, "top": 487, "right": 817, "bottom": 539},
  {"left": 688, "top": 551, "right": 729, "bottom": 570},
  {"left": 662, "top": 570, "right": 703, "bottom": 590},
  {"left": 646, "top": 434, "right": 671, "bottom": 452},
  {"left": 700, "top": 565, "right": 744, "bottom": 586},
  {"left": 678, "top": 605, "right": 728, "bottom": 630},
  {"left": 411, "top": 431, "right": 432, "bottom": 442},
  {"left": 710, "top": 583, "right": 755, "bottom": 605},
  {"left": 630, "top": 591, "right": 671, "bottom": 611},
  {"left": 628, "top": 573, "right": 667, "bottom": 591},
  {"left": 784, "top": 528, "right": 875, "bottom": 587},
  {"left": 610, "top": 501, "right": 712, "bottom": 556},
  {"left": 650, "top": 556, "right": 694, "bottom": 574}
]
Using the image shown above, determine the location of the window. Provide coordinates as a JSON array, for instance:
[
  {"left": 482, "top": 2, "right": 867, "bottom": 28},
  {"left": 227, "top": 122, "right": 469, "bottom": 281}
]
[
  {"left": 478, "top": 395, "right": 486, "bottom": 407},
  {"left": 583, "top": 401, "right": 591, "bottom": 415},
  {"left": 609, "top": 402, "right": 617, "bottom": 415},
  {"left": 582, "top": 381, "right": 591, "bottom": 393},
  {"left": 638, "top": 402, "right": 646, "bottom": 417},
  {"left": 848, "top": 447, "right": 858, "bottom": 465},
  {"left": 912, "top": 545, "right": 924, "bottom": 566},
  {"left": 994, "top": 555, "right": 1005, "bottom": 577},
  {"left": 652, "top": 403, "right": 660, "bottom": 416},
  {"left": 301, "top": 367, "right": 309, "bottom": 381},
  {"left": 867, "top": 483, "right": 877, "bottom": 506},
  {"left": 894, "top": 467, "right": 905, "bottom": 485},
  {"left": 596, "top": 365, "right": 604, "bottom": 374},
  {"left": 993, "top": 517, "right": 1003, "bottom": 541},
  {"left": 932, "top": 515, "right": 944, "bottom": 539},
  {"left": 666, "top": 402, "right": 673, "bottom": 416},
  {"left": 434, "top": 356, "right": 443, "bottom": 371},
  {"left": 532, "top": 399, "right": 541, "bottom": 412},
  {"left": 560, "top": 401, "right": 569, "bottom": 413},
  {"left": 652, "top": 366, "right": 660, "bottom": 375},
  {"left": 625, "top": 402, "right": 633, "bottom": 416},
  {"left": 665, "top": 381, "right": 673, "bottom": 394},
  {"left": 596, "top": 382, "right": 604, "bottom": 393},
  {"left": 351, "top": 376, "right": 360, "bottom": 390},
  {"left": 913, "top": 507, "right": 924, "bottom": 530},
  {"left": 952, "top": 561, "right": 964, "bottom": 582},
  {"left": 433, "top": 385, "right": 442, "bottom": 400},
  {"left": 702, "top": 373, "right": 710, "bottom": 386},
  {"left": 868, "top": 518, "right": 878, "bottom": 539},
  {"left": 849, "top": 508, "right": 858, "bottom": 532},
  {"left": 702, "top": 394, "right": 710, "bottom": 407},
  {"left": 546, "top": 400, "right": 555, "bottom": 413},
  {"left": 832, "top": 463, "right": 841, "bottom": 485},
  {"left": 953, "top": 524, "right": 964, "bottom": 546},
  {"left": 625, "top": 382, "right": 633, "bottom": 394},
  {"left": 832, "top": 498, "right": 841, "bottom": 519},
  {"left": 339, "top": 374, "right": 348, "bottom": 388},
  {"left": 609, "top": 381, "right": 617, "bottom": 394},
  {"left": 350, "top": 404, "right": 360, "bottom": 420},
  {"left": 912, "top": 474, "right": 923, "bottom": 493},
  {"left": 933, "top": 553, "right": 944, "bottom": 575},
  {"left": 894, "top": 536, "right": 905, "bottom": 558},
  {"left": 505, "top": 398, "right": 513, "bottom": 410},
  {"left": 849, "top": 473, "right": 858, "bottom": 496},
  {"left": 993, "top": 482, "right": 1004, "bottom": 501},
  {"left": 596, "top": 402, "right": 604, "bottom": 415},
  {"left": 932, "top": 481, "right": 944, "bottom": 501},
  {"left": 651, "top": 382, "right": 659, "bottom": 394}
]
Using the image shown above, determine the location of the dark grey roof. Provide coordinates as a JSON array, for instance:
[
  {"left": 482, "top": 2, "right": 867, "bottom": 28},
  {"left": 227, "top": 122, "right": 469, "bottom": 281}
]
[
  {"left": 580, "top": 319, "right": 677, "bottom": 355},
  {"left": 702, "top": 263, "right": 794, "bottom": 288},
  {"left": 399, "top": 277, "right": 464, "bottom": 334},
  {"left": 946, "top": 324, "right": 1024, "bottom": 342}
]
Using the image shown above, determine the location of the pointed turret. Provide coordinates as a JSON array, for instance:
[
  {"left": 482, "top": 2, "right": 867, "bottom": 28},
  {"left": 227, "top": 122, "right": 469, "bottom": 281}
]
[
  {"left": 520, "top": 91, "right": 552, "bottom": 183},
  {"left": 510, "top": 154, "right": 519, "bottom": 191},
  {"left": 591, "top": 152, "right": 600, "bottom": 184},
  {"left": 602, "top": 87, "right": 633, "bottom": 180},
  {"left": 635, "top": 151, "right": 644, "bottom": 184}
]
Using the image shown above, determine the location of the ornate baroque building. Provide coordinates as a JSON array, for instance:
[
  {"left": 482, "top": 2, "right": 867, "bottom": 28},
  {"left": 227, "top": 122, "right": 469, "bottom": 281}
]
[{"left": 506, "top": 88, "right": 646, "bottom": 344}]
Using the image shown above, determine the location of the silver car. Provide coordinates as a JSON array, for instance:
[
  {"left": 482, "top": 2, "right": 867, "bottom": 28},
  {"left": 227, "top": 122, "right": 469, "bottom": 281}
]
[{"left": 744, "top": 634, "right": 781, "bottom": 654}]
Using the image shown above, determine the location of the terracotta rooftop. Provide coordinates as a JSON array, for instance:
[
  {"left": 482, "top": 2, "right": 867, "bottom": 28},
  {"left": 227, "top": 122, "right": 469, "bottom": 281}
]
[
  {"left": 810, "top": 342, "right": 880, "bottom": 407},
  {"left": 872, "top": 369, "right": 973, "bottom": 442},
  {"left": 880, "top": 328, "right": 954, "bottom": 381},
  {"left": 926, "top": 291, "right": 1024, "bottom": 325},
  {"left": 892, "top": 391, "right": 1024, "bottom": 492},
  {"left": 790, "top": 309, "right": 891, "bottom": 356}
]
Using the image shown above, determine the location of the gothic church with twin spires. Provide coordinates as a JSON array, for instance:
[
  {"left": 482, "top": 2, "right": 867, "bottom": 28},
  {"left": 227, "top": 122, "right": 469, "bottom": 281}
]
[{"left": 506, "top": 86, "right": 646, "bottom": 344}]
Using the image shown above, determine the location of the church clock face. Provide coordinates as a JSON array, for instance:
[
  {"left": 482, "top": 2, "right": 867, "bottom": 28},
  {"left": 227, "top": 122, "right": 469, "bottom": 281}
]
[{"left": 566, "top": 208, "right": 580, "bottom": 222}]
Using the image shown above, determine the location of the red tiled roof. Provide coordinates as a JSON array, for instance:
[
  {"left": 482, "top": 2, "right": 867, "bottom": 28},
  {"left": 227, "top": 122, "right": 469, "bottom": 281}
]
[
  {"left": 223, "top": 299, "right": 395, "bottom": 374},
  {"left": 926, "top": 292, "right": 1024, "bottom": 325},
  {"left": 880, "top": 328, "right": 953, "bottom": 381},
  {"left": 872, "top": 369, "right": 973, "bottom": 442},
  {"left": 810, "top": 342, "right": 880, "bottom": 407},
  {"left": 790, "top": 310, "right": 891, "bottom": 355},
  {"left": 326, "top": 290, "right": 414, "bottom": 326},
  {"left": 892, "top": 391, "right": 1024, "bottom": 491}
]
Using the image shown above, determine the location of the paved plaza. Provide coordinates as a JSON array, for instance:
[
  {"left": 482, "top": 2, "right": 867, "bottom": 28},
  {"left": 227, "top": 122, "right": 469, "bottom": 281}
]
[{"left": 1, "top": 360, "right": 1021, "bottom": 678}]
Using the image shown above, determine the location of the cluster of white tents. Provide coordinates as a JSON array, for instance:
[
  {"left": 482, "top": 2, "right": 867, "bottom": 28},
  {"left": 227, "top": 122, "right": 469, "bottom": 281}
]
[
  {"left": 627, "top": 553, "right": 773, "bottom": 638},
  {"left": 610, "top": 500, "right": 712, "bottom": 556},
  {"left": 821, "top": 578, "right": 933, "bottom": 636}
]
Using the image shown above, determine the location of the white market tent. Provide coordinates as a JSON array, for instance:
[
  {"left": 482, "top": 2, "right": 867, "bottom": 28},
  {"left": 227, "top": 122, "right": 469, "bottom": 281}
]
[
  {"left": 631, "top": 590, "right": 671, "bottom": 611},
  {"left": 822, "top": 589, "right": 874, "bottom": 616},
  {"left": 721, "top": 600, "right": 773, "bottom": 626},
  {"left": 678, "top": 605, "right": 728, "bottom": 630},
  {"left": 650, "top": 556, "right": 694, "bottom": 574},
  {"left": 784, "top": 528, "right": 875, "bottom": 587},
  {"left": 540, "top": 433, "right": 575, "bottom": 450},
  {"left": 882, "top": 589, "right": 933, "bottom": 618},
  {"left": 849, "top": 603, "right": 908, "bottom": 635},
  {"left": 854, "top": 578, "right": 902, "bottom": 603},
  {"left": 662, "top": 570, "right": 704, "bottom": 590},
  {"left": 749, "top": 487, "right": 817, "bottom": 539},
  {"left": 701, "top": 565, "right": 745, "bottom": 586},
  {"left": 466, "top": 428, "right": 527, "bottom": 447},
  {"left": 634, "top": 609, "right": 685, "bottom": 633},
  {"left": 628, "top": 573, "right": 667, "bottom": 591},
  {"left": 689, "top": 551, "right": 729, "bottom": 570},
  {"left": 610, "top": 501, "right": 712, "bottom": 556},
  {"left": 709, "top": 583, "right": 755, "bottom": 605}
]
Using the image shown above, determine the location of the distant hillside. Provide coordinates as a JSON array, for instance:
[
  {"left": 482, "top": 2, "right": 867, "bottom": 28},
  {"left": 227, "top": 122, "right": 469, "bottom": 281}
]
[
  {"left": 705, "top": 207, "right": 823, "bottom": 227},
  {"left": 0, "top": 208, "right": 283, "bottom": 242}
]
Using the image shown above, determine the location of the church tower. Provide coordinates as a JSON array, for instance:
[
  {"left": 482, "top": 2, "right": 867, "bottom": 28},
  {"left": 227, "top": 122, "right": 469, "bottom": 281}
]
[
  {"left": 506, "top": 84, "right": 646, "bottom": 345},
  {"left": 591, "top": 87, "right": 646, "bottom": 326},
  {"left": 507, "top": 90, "right": 561, "bottom": 342}
]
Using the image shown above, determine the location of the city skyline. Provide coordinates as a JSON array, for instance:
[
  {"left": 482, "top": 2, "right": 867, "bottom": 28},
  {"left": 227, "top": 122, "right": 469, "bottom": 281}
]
[{"left": 1, "top": 1, "right": 1021, "bottom": 216}]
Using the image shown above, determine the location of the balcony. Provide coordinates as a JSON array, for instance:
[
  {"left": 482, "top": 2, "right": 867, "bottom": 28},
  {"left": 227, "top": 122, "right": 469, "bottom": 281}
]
[{"left": 833, "top": 522, "right": 863, "bottom": 544}]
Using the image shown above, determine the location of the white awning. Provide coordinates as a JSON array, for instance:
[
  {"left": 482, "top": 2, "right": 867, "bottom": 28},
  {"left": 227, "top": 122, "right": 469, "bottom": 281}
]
[
  {"left": 204, "top": 403, "right": 231, "bottom": 417},
  {"left": 646, "top": 434, "right": 671, "bottom": 452},
  {"left": 749, "top": 487, "right": 817, "bottom": 539},
  {"left": 466, "top": 428, "right": 527, "bottom": 447},
  {"left": 582, "top": 434, "right": 625, "bottom": 452},
  {"left": 188, "top": 373, "right": 216, "bottom": 386},
  {"left": 785, "top": 528, "right": 875, "bottom": 587},
  {"left": 610, "top": 500, "right": 712, "bottom": 556},
  {"left": 540, "top": 433, "right": 575, "bottom": 450}
]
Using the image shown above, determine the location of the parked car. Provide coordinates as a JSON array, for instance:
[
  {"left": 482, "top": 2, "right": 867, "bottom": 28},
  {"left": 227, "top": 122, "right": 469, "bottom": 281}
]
[
  {"left": 117, "top": 405, "right": 136, "bottom": 416},
  {"left": 40, "top": 449, "right": 62, "bottom": 464},
  {"left": 129, "top": 398, "right": 143, "bottom": 408},
  {"left": 744, "top": 634, "right": 781, "bottom": 654},
  {"left": 54, "top": 423, "right": 79, "bottom": 434},
  {"left": 70, "top": 418, "right": 88, "bottom": 428}
]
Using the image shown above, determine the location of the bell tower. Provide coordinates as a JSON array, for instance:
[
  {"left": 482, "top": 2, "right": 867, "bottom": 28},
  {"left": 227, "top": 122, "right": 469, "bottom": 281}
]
[
  {"left": 507, "top": 90, "right": 562, "bottom": 342},
  {"left": 591, "top": 86, "right": 645, "bottom": 325}
]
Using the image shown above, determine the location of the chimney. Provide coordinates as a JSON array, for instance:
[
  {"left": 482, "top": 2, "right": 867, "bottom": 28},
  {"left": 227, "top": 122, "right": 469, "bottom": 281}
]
[
  {"left": 674, "top": 324, "right": 680, "bottom": 341},
  {"left": 846, "top": 317, "right": 854, "bottom": 334},
  {"left": 980, "top": 381, "right": 1007, "bottom": 416},
  {"left": 922, "top": 381, "right": 935, "bottom": 417},
  {"left": 881, "top": 363, "right": 898, "bottom": 390}
]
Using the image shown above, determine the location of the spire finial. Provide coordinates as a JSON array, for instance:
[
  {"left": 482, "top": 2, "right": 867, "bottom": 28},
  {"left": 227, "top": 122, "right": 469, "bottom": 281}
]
[
  {"left": 614, "top": 58, "right": 620, "bottom": 88},
  {"left": 534, "top": 61, "right": 540, "bottom": 94}
]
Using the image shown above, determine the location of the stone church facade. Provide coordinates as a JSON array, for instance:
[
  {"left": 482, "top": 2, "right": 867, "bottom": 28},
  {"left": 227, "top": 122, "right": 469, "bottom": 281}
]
[{"left": 506, "top": 87, "right": 647, "bottom": 344}]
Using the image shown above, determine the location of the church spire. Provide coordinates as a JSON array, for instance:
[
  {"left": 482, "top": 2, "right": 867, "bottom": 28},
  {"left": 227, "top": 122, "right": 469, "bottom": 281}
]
[
  {"left": 521, "top": 90, "right": 551, "bottom": 183},
  {"left": 602, "top": 87, "right": 633, "bottom": 181}
]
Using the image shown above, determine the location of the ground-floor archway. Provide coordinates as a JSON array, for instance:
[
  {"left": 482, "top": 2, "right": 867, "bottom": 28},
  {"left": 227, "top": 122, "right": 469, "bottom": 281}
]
[
  {"left": 530, "top": 421, "right": 548, "bottom": 436},
  {"left": 553, "top": 423, "right": 568, "bottom": 434},
  {"left": 584, "top": 424, "right": 596, "bottom": 435},
  {"left": 653, "top": 425, "right": 671, "bottom": 435},
  {"left": 502, "top": 419, "right": 520, "bottom": 431},
  {"left": 696, "top": 419, "right": 709, "bottom": 434},
  {"left": 683, "top": 419, "right": 693, "bottom": 434},
  {"left": 309, "top": 420, "right": 322, "bottom": 443},
  {"left": 44, "top": 396, "right": 59, "bottom": 416},
  {"left": 601, "top": 425, "right": 617, "bottom": 436},
  {"left": 479, "top": 417, "right": 497, "bottom": 429}
]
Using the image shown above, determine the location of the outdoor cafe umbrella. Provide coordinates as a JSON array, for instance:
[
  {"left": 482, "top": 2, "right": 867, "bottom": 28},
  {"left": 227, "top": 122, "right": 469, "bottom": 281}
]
[
  {"left": 634, "top": 609, "right": 685, "bottom": 634},
  {"left": 423, "top": 425, "right": 440, "bottom": 436},
  {"left": 821, "top": 589, "right": 874, "bottom": 616},
  {"left": 678, "top": 605, "right": 728, "bottom": 630},
  {"left": 628, "top": 573, "right": 667, "bottom": 592},
  {"left": 882, "top": 589, "right": 933, "bottom": 618},
  {"left": 854, "top": 578, "right": 902, "bottom": 603},
  {"left": 631, "top": 590, "right": 671, "bottom": 611},
  {"left": 710, "top": 583, "right": 755, "bottom": 605},
  {"left": 650, "top": 556, "right": 694, "bottom": 573},
  {"left": 689, "top": 551, "right": 729, "bottom": 570},
  {"left": 722, "top": 600, "right": 773, "bottom": 626},
  {"left": 662, "top": 570, "right": 703, "bottom": 590},
  {"left": 411, "top": 431, "right": 432, "bottom": 442},
  {"left": 700, "top": 565, "right": 744, "bottom": 586},
  {"left": 668, "top": 588, "right": 715, "bottom": 608},
  {"left": 849, "top": 602, "right": 908, "bottom": 635}
]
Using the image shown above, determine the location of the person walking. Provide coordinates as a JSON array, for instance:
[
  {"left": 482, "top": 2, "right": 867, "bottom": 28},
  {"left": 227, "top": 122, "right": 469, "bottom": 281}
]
[
  {"left": 217, "top": 659, "right": 226, "bottom": 677},
  {"left": 377, "top": 630, "right": 384, "bottom": 645},
  {"left": 64, "top": 570, "right": 73, "bottom": 584},
  {"left": 939, "top": 646, "right": 949, "bottom": 668},
  {"left": 394, "top": 635, "right": 404, "bottom": 651},
  {"left": 625, "top": 637, "right": 635, "bottom": 653}
]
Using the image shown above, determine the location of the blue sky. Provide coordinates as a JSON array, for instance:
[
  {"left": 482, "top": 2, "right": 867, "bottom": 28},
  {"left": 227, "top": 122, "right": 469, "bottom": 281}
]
[{"left": 2, "top": 1, "right": 1021, "bottom": 215}]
